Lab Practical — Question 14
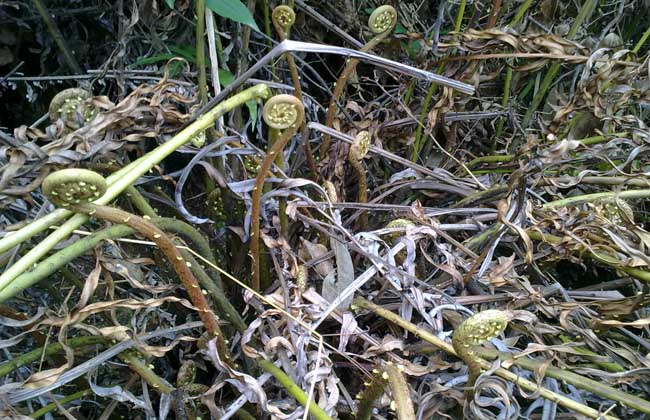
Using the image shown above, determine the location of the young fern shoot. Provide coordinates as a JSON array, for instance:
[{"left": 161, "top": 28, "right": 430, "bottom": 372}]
[
  {"left": 272, "top": 5, "right": 318, "bottom": 179},
  {"left": 41, "top": 169, "right": 231, "bottom": 360},
  {"left": 452, "top": 310, "right": 509, "bottom": 398},
  {"left": 48, "top": 87, "right": 97, "bottom": 130},
  {"left": 272, "top": 6, "right": 301, "bottom": 96},
  {"left": 321, "top": 5, "right": 397, "bottom": 157},
  {"left": 250, "top": 95, "right": 305, "bottom": 292},
  {"left": 348, "top": 131, "right": 371, "bottom": 229}
]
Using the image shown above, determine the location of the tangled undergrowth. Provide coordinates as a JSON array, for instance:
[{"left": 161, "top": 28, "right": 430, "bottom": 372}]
[{"left": 1, "top": 0, "right": 650, "bottom": 419}]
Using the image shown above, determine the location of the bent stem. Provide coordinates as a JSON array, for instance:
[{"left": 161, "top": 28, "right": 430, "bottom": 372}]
[
  {"left": 542, "top": 189, "right": 650, "bottom": 209},
  {"left": 0, "top": 84, "right": 271, "bottom": 294},
  {"left": 0, "top": 218, "right": 221, "bottom": 302},
  {"left": 39, "top": 167, "right": 230, "bottom": 360},
  {"left": 321, "top": 5, "right": 397, "bottom": 158},
  {"left": 250, "top": 95, "right": 305, "bottom": 291}
]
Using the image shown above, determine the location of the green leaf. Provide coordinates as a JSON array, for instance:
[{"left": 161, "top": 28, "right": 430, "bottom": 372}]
[
  {"left": 246, "top": 100, "right": 258, "bottom": 123},
  {"left": 168, "top": 45, "right": 197, "bottom": 63},
  {"left": 394, "top": 23, "right": 408, "bottom": 35},
  {"left": 400, "top": 40, "right": 421, "bottom": 60},
  {"left": 133, "top": 53, "right": 177, "bottom": 66},
  {"left": 206, "top": 0, "right": 259, "bottom": 31},
  {"left": 164, "top": 0, "right": 175, "bottom": 8},
  {"left": 217, "top": 69, "right": 234, "bottom": 86}
]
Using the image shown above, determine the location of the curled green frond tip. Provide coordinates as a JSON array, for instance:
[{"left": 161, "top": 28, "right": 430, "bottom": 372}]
[
  {"left": 48, "top": 88, "right": 96, "bottom": 126},
  {"left": 42, "top": 168, "right": 107, "bottom": 208},
  {"left": 454, "top": 310, "right": 508, "bottom": 346},
  {"left": 368, "top": 5, "right": 397, "bottom": 34},
  {"left": 262, "top": 94, "right": 304, "bottom": 130},
  {"left": 190, "top": 131, "right": 206, "bottom": 148},
  {"left": 452, "top": 309, "right": 509, "bottom": 396},
  {"left": 272, "top": 5, "right": 296, "bottom": 30}
]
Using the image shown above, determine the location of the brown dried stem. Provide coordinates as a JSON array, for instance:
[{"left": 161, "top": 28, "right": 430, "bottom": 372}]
[{"left": 356, "top": 368, "right": 388, "bottom": 420}]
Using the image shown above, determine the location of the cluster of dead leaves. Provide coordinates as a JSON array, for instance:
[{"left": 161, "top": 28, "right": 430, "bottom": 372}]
[{"left": 0, "top": 72, "right": 197, "bottom": 208}]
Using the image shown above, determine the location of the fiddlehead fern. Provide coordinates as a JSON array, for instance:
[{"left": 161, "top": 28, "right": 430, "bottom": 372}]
[
  {"left": 452, "top": 309, "right": 509, "bottom": 398},
  {"left": 272, "top": 5, "right": 295, "bottom": 36},
  {"left": 368, "top": 5, "right": 398, "bottom": 34},
  {"left": 251, "top": 95, "right": 305, "bottom": 291},
  {"left": 42, "top": 169, "right": 107, "bottom": 208},
  {"left": 385, "top": 218, "right": 415, "bottom": 242},
  {"left": 48, "top": 88, "right": 97, "bottom": 129},
  {"left": 348, "top": 131, "right": 371, "bottom": 229},
  {"left": 42, "top": 169, "right": 230, "bottom": 360},
  {"left": 271, "top": 5, "right": 319, "bottom": 179},
  {"left": 321, "top": 5, "right": 397, "bottom": 158}
]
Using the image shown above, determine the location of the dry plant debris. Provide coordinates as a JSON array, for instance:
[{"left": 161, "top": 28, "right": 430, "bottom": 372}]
[{"left": 1, "top": 0, "right": 650, "bottom": 419}]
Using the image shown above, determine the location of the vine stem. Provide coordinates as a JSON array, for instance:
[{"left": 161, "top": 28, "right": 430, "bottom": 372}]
[
  {"left": 321, "top": 6, "right": 397, "bottom": 158},
  {"left": 196, "top": 0, "right": 208, "bottom": 104},
  {"left": 30, "top": 389, "right": 92, "bottom": 419},
  {"left": 250, "top": 95, "right": 304, "bottom": 291},
  {"left": 0, "top": 336, "right": 106, "bottom": 377},
  {"left": 353, "top": 297, "right": 625, "bottom": 419},
  {"left": 119, "top": 349, "right": 174, "bottom": 394},
  {"left": 0, "top": 84, "right": 271, "bottom": 294},
  {"left": 632, "top": 25, "right": 650, "bottom": 54},
  {"left": 31, "top": 0, "right": 82, "bottom": 74}
]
